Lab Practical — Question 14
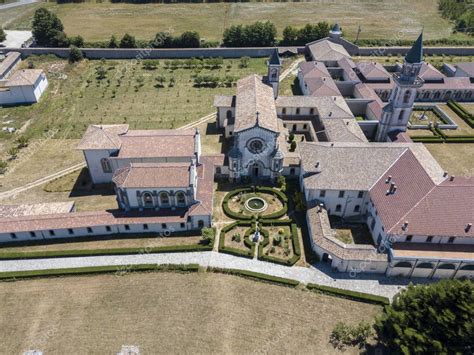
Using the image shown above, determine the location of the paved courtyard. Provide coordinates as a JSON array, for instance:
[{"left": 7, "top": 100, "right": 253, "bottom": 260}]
[{"left": 0, "top": 251, "right": 433, "bottom": 299}]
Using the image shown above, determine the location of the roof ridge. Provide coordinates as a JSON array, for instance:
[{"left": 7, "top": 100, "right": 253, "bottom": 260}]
[{"left": 368, "top": 147, "right": 409, "bottom": 190}]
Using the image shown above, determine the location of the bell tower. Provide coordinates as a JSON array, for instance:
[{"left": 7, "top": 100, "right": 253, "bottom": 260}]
[
  {"left": 375, "top": 32, "right": 424, "bottom": 142},
  {"left": 267, "top": 48, "right": 281, "bottom": 99}
]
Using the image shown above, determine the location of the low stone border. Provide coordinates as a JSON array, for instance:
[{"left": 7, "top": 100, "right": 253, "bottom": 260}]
[{"left": 409, "top": 105, "right": 458, "bottom": 130}]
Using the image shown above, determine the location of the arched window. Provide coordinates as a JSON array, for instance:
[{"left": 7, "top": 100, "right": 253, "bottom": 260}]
[
  {"left": 444, "top": 91, "right": 452, "bottom": 100},
  {"left": 282, "top": 108, "right": 286, "bottom": 115},
  {"left": 176, "top": 191, "right": 186, "bottom": 206},
  {"left": 423, "top": 91, "right": 430, "bottom": 99},
  {"left": 101, "top": 158, "right": 112, "bottom": 173},
  {"left": 466, "top": 91, "right": 472, "bottom": 99},
  {"left": 226, "top": 110, "right": 232, "bottom": 120},
  {"left": 455, "top": 91, "right": 462, "bottom": 99},
  {"left": 142, "top": 192, "right": 154, "bottom": 208},
  {"left": 438, "top": 263, "right": 455, "bottom": 270},
  {"left": 296, "top": 108, "right": 300, "bottom": 115},
  {"left": 416, "top": 262, "right": 434, "bottom": 269},
  {"left": 433, "top": 91, "right": 441, "bottom": 100},
  {"left": 290, "top": 168, "right": 295, "bottom": 175},
  {"left": 309, "top": 108, "right": 314, "bottom": 115},
  {"left": 354, "top": 205, "right": 360, "bottom": 213},
  {"left": 198, "top": 220, "right": 204, "bottom": 228},
  {"left": 403, "top": 90, "right": 411, "bottom": 103},
  {"left": 159, "top": 192, "right": 170, "bottom": 207}
]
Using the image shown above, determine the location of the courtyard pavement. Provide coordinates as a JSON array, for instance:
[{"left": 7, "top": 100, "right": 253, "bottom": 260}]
[{"left": 0, "top": 251, "right": 432, "bottom": 299}]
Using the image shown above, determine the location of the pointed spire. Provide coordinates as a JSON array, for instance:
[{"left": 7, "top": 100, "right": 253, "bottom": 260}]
[
  {"left": 268, "top": 48, "right": 281, "bottom": 66},
  {"left": 405, "top": 32, "right": 423, "bottom": 64}
]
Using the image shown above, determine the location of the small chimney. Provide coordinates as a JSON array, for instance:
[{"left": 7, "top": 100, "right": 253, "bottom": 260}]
[
  {"left": 346, "top": 121, "right": 349, "bottom": 125},
  {"left": 315, "top": 162, "right": 320, "bottom": 168},
  {"left": 329, "top": 111, "right": 332, "bottom": 117},
  {"left": 392, "top": 185, "right": 398, "bottom": 193},
  {"left": 466, "top": 223, "right": 472, "bottom": 233},
  {"left": 450, "top": 175, "right": 455, "bottom": 181},
  {"left": 402, "top": 221, "right": 409, "bottom": 231},
  {"left": 385, "top": 175, "right": 392, "bottom": 184},
  {"left": 443, "top": 171, "right": 448, "bottom": 177}
]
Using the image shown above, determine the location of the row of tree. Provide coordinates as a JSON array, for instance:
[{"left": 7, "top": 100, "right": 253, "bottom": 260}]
[
  {"left": 438, "top": 0, "right": 474, "bottom": 35},
  {"left": 32, "top": 8, "right": 332, "bottom": 48}
]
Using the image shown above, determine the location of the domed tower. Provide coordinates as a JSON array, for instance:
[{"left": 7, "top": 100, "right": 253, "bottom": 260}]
[
  {"left": 228, "top": 144, "right": 242, "bottom": 181},
  {"left": 329, "top": 23, "right": 342, "bottom": 39},
  {"left": 267, "top": 48, "right": 282, "bottom": 99},
  {"left": 375, "top": 32, "right": 424, "bottom": 142}
]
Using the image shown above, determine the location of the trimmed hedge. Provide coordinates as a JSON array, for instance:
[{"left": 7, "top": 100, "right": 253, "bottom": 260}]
[
  {"left": 209, "top": 267, "right": 299, "bottom": 287},
  {"left": 0, "top": 243, "right": 213, "bottom": 260},
  {"left": 307, "top": 283, "right": 390, "bottom": 305},
  {"left": 0, "top": 263, "right": 200, "bottom": 280},
  {"left": 222, "top": 186, "right": 288, "bottom": 220},
  {"left": 257, "top": 222, "right": 301, "bottom": 266},
  {"left": 447, "top": 100, "right": 474, "bottom": 128},
  {"left": 219, "top": 221, "right": 254, "bottom": 258}
]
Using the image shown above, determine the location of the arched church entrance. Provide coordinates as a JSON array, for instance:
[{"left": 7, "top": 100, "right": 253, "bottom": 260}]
[{"left": 249, "top": 161, "right": 264, "bottom": 177}]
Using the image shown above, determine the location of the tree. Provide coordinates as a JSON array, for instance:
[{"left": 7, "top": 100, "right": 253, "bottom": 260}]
[
  {"left": 290, "top": 141, "right": 297, "bottom": 152},
  {"left": 69, "top": 35, "right": 84, "bottom": 47},
  {"left": 151, "top": 31, "right": 173, "bottom": 48},
  {"left": 16, "top": 136, "right": 29, "bottom": 148},
  {"left": 177, "top": 31, "right": 200, "bottom": 48},
  {"left": 119, "top": 33, "right": 136, "bottom": 48},
  {"left": 68, "top": 45, "right": 83, "bottom": 63},
  {"left": 223, "top": 21, "right": 276, "bottom": 47},
  {"left": 0, "top": 28, "right": 6, "bottom": 43},
  {"left": 330, "top": 321, "right": 372, "bottom": 350},
  {"left": 96, "top": 65, "right": 107, "bottom": 80},
  {"left": 7, "top": 147, "right": 19, "bottom": 160},
  {"left": 282, "top": 26, "right": 298, "bottom": 45},
  {"left": 375, "top": 280, "right": 474, "bottom": 354},
  {"left": 108, "top": 35, "right": 118, "bottom": 48},
  {"left": 32, "top": 7, "right": 66, "bottom": 47},
  {"left": 0, "top": 160, "right": 7, "bottom": 175}
]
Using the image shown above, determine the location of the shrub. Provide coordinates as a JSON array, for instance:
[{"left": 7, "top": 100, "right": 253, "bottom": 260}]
[
  {"left": 16, "top": 136, "right": 29, "bottom": 149},
  {"left": 277, "top": 175, "right": 286, "bottom": 190},
  {"left": 0, "top": 28, "right": 6, "bottom": 43},
  {"left": 239, "top": 56, "right": 250, "bottom": 68},
  {"left": 330, "top": 321, "right": 372, "bottom": 350},
  {"left": 288, "top": 132, "right": 295, "bottom": 141},
  {"left": 68, "top": 45, "right": 83, "bottom": 63},
  {"left": 69, "top": 35, "right": 84, "bottom": 47},
  {"left": 7, "top": 147, "right": 19, "bottom": 159},
  {"left": 307, "top": 284, "right": 390, "bottom": 305},
  {"left": 273, "top": 235, "right": 282, "bottom": 246},
  {"left": 120, "top": 33, "right": 136, "bottom": 48},
  {"left": 142, "top": 60, "right": 158, "bottom": 70},
  {"left": 290, "top": 141, "right": 297, "bottom": 152},
  {"left": 108, "top": 35, "right": 118, "bottom": 48},
  {"left": 0, "top": 160, "right": 7, "bottom": 175}
]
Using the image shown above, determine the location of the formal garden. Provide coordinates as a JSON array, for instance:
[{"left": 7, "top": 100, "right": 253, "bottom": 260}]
[{"left": 218, "top": 184, "right": 302, "bottom": 266}]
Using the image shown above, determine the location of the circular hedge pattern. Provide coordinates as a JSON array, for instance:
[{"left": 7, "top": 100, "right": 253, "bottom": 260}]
[{"left": 222, "top": 186, "right": 288, "bottom": 220}]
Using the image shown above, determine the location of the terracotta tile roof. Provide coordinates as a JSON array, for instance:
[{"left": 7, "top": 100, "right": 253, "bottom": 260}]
[
  {"left": 369, "top": 149, "right": 438, "bottom": 234},
  {"left": 213, "top": 95, "right": 235, "bottom": 107},
  {"left": 189, "top": 155, "right": 215, "bottom": 216},
  {"left": 299, "top": 61, "right": 331, "bottom": 78},
  {"left": 77, "top": 124, "right": 129, "bottom": 150},
  {"left": 321, "top": 118, "right": 368, "bottom": 143},
  {"left": 418, "top": 62, "right": 445, "bottom": 81},
  {"left": 354, "top": 83, "right": 385, "bottom": 120},
  {"left": 300, "top": 142, "right": 406, "bottom": 191},
  {"left": 0, "top": 51, "right": 21, "bottom": 79},
  {"left": 234, "top": 74, "right": 278, "bottom": 133},
  {"left": 0, "top": 202, "right": 75, "bottom": 218},
  {"left": 117, "top": 129, "right": 196, "bottom": 159},
  {"left": 388, "top": 131, "right": 413, "bottom": 143},
  {"left": 391, "top": 242, "right": 474, "bottom": 261},
  {"left": 307, "top": 40, "right": 350, "bottom": 62},
  {"left": 5, "top": 69, "right": 44, "bottom": 87},
  {"left": 388, "top": 177, "right": 474, "bottom": 238},
  {"left": 422, "top": 76, "right": 473, "bottom": 90},
  {"left": 455, "top": 62, "right": 474, "bottom": 78},
  {"left": 0, "top": 209, "right": 189, "bottom": 234},
  {"left": 356, "top": 61, "right": 391, "bottom": 81},
  {"left": 307, "top": 206, "right": 386, "bottom": 262},
  {"left": 275, "top": 95, "right": 353, "bottom": 119},
  {"left": 112, "top": 162, "right": 192, "bottom": 189},
  {"left": 305, "top": 76, "right": 341, "bottom": 96}
]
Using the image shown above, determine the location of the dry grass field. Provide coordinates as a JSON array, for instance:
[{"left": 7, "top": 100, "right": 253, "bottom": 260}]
[
  {"left": 425, "top": 143, "right": 474, "bottom": 176},
  {"left": 4, "top": 0, "right": 468, "bottom": 43},
  {"left": 0, "top": 272, "right": 381, "bottom": 354}
]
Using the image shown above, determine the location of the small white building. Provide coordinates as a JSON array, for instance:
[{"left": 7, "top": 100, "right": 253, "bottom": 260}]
[{"left": 0, "top": 69, "right": 48, "bottom": 105}]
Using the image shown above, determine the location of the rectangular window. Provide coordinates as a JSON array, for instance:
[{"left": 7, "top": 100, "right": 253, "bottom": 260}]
[
  {"left": 335, "top": 204, "right": 342, "bottom": 212},
  {"left": 106, "top": 226, "right": 111, "bottom": 232},
  {"left": 426, "top": 236, "right": 433, "bottom": 243},
  {"left": 10, "top": 233, "right": 17, "bottom": 239},
  {"left": 87, "top": 227, "right": 93, "bottom": 233},
  {"left": 162, "top": 223, "right": 167, "bottom": 229},
  {"left": 180, "top": 223, "right": 185, "bottom": 228},
  {"left": 143, "top": 224, "right": 149, "bottom": 230},
  {"left": 358, "top": 191, "right": 364, "bottom": 199},
  {"left": 370, "top": 219, "right": 376, "bottom": 231},
  {"left": 406, "top": 235, "right": 413, "bottom": 242},
  {"left": 354, "top": 205, "right": 360, "bottom": 213},
  {"left": 319, "top": 190, "right": 326, "bottom": 198},
  {"left": 68, "top": 229, "right": 74, "bottom": 235},
  {"left": 448, "top": 237, "right": 455, "bottom": 243},
  {"left": 49, "top": 230, "right": 55, "bottom": 236},
  {"left": 30, "top": 231, "right": 36, "bottom": 238},
  {"left": 124, "top": 224, "right": 130, "bottom": 231},
  {"left": 338, "top": 190, "right": 345, "bottom": 198}
]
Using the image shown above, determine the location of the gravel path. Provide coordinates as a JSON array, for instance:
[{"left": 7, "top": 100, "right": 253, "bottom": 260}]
[{"left": 0, "top": 251, "right": 429, "bottom": 299}]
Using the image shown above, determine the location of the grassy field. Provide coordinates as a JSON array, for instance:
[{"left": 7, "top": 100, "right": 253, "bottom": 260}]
[
  {"left": 0, "top": 271, "right": 381, "bottom": 353},
  {"left": 4, "top": 0, "right": 469, "bottom": 43},
  {"left": 0, "top": 55, "right": 268, "bottom": 140}
]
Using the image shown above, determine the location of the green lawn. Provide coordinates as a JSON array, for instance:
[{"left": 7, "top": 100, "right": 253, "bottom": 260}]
[
  {"left": 4, "top": 1, "right": 469, "bottom": 43},
  {"left": 0, "top": 55, "right": 267, "bottom": 140}
]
